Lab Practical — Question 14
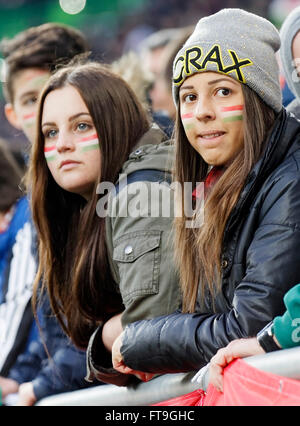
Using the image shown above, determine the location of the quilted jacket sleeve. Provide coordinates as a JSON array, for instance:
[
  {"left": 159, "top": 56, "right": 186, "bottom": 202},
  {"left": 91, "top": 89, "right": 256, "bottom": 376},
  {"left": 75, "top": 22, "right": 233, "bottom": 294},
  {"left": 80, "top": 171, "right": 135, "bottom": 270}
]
[
  {"left": 9, "top": 295, "right": 96, "bottom": 401},
  {"left": 120, "top": 170, "right": 300, "bottom": 374}
]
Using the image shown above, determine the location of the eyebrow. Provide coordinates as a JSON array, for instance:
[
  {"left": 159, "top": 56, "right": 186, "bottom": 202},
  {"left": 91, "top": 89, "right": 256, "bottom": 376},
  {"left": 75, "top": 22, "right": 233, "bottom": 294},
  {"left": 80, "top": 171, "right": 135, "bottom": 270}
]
[
  {"left": 42, "top": 112, "right": 91, "bottom": 128},
  {"left": 180, "top": 77, "right": 238, "bottom": 92},
  {"left": 20, "top": 90, "right": 38, "bottom": 101}
]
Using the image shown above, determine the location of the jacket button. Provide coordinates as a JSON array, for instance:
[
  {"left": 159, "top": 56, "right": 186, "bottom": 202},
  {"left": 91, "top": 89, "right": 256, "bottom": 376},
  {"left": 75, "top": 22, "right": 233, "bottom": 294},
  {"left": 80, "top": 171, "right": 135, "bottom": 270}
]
[
  {"left": 221, "top": 259, "right": 228, "bottom": 269},
  {"left": 124, "top": 245, "right": 133, "bottom": 255}
]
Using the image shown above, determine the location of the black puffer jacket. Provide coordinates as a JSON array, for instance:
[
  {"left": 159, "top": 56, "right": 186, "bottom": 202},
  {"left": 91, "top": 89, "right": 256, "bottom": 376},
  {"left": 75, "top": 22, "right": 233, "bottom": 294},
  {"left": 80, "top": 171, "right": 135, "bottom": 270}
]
[{"left": 121, "top": 110, "right": 300, "bottom": 374}]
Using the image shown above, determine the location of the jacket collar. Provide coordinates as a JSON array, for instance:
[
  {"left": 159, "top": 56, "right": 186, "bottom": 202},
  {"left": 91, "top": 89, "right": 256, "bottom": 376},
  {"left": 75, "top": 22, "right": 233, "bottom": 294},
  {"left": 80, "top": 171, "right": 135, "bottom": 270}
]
[
  {"left": 132, "top": 123, "right": 169, "bottom": 151},
  {"left": 223, "top": 108, "right": 300, "bottom": 240}
]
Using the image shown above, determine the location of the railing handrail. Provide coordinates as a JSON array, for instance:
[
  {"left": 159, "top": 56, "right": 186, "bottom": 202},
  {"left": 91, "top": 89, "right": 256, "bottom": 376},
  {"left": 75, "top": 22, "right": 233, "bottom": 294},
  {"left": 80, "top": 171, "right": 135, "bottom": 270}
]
[{"left": 36, "top": 346, "right": 300, "bottom": 406}]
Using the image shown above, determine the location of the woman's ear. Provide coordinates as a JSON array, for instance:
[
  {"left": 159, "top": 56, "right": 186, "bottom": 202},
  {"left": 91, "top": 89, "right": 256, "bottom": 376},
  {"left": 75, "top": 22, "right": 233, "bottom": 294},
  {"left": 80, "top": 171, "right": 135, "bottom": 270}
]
[{"left": 4, "top": 103, "right": 22, "bottom": 130}]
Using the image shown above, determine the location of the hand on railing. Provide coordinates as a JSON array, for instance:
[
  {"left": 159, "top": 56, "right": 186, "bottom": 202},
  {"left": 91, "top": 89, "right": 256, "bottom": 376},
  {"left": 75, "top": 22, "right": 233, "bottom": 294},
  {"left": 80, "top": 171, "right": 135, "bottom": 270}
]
[
  {"left": 112, "top": 331, "right": 155, "bottom": 382},
  {"left": 208, "top": 337, "right": 265, "bottom": 392}
]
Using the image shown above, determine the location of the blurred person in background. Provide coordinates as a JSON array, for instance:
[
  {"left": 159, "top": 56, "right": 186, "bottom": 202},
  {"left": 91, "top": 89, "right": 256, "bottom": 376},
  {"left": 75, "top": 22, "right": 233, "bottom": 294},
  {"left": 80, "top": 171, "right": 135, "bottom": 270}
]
[
  {"left": 2, "top": 23, "right": 89, "bottom": 145},
  {"left": 147, "top": 26, "right": 194, "bottom": 136},
  {"left": 139, "top": 28, "right": 181, "bottom": 77},
  {"left": 280, "top": 5, "right": 300, "bottom": 118},
  {"left": 110, "top": 51, "right": 153, "bottom": 119},
  {"left": 0, "top": 22, "right": 96, "bottom": 406},
  {"left": 111, "top": 49, "right": 173, "bottom": 138},
  {"left": 138, "top": 28, "right": 187, "bottom": 138}
]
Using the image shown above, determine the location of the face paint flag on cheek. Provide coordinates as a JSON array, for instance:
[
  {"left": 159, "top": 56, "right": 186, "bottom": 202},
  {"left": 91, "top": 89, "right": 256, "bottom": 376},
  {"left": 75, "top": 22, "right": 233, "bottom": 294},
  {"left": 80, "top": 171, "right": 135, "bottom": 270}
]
[
  {"left": 22, "top": 112, "right": 36, "bottom": 128},
  {"left": 77, "top": 133, "right": 100, "bottom": 152},
  {"left": 181, "top": 112, "right": 195, "bottom": 130},
  {"left": 221, "top": 105, "right": 244, "bottom": 122},
  {"left": 44, "top": 145, "right": 57, "bottom": 162}
]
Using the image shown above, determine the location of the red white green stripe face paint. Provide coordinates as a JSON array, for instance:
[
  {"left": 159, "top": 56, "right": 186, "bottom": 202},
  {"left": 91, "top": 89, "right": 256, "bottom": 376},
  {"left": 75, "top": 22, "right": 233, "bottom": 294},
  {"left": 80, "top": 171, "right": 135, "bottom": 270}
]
[
  {"left": 181, "top": 112, "right": 195, "bottom": 130},
  {"left": 220, "top": 105, "right": 244, "bottom": 122},
  {"left": 181, "top": 105, "right": 244, "bottom": 128},
  {"left": 22, "top": 112, "right": 36, "bottom": 129},
  {"left": 179, "top": 72, "right": 245, "bottom": 166},
  {"left": 42, "top": 85, "right": 101, "bottom": 200},
  {"left": 12, "top": 69, "right": 50, "bottom": 144},
  {"left": 44, "top": 144, "right": 57, "bottom": 162},
  {"left": 44, "top": 133, "right": 100, "bottom": 163},
  {"left": 77, "top": 133, "right": 99, "bottom": 152}
]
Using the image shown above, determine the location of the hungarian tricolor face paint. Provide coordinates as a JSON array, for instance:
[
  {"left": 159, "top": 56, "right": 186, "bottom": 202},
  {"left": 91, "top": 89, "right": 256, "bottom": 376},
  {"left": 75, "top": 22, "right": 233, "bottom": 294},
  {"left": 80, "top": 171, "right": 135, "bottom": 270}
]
[
  {"left": 181, "top": 105, "right": 244, "bottom": 129},
  {"left": 77, "top": 133, "right": 99, "bottom": 152},
  {"left": 12, "top": 69, "right": 51, "bottom": 144},
  {"left": 22, "top": 112, "right": 36, "bottom": 129},
  {"left": 41, "top": 85, "right": 102, "bottom": 200},
  {"left": 178, "top": 72, "right": 245, "bottom": 167},
  {"left": 181, "top": 112, "right": 195, "bottom": 130},
  {"left": 44, "top": 133, "right": 100, "bottom": 163},
  {"left": 220, "top": 105, "right": 244, "bottom": 122},
  {"left": 44, "top": 144, "right": 57, "bottom": 163}
]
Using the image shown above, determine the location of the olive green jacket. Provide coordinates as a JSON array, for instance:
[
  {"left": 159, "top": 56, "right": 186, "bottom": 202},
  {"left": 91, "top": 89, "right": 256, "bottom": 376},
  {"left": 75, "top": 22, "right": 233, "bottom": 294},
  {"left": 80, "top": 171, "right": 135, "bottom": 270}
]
[{"left": 86, "top": 125, "right": 181, "bottom": 385}]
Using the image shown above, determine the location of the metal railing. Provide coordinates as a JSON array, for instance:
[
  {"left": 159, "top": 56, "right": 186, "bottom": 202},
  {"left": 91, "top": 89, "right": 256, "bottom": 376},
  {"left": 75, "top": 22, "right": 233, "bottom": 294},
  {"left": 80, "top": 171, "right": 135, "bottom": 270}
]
[{"left": 36, "top": 346, "right": 300, "bottom": 406}]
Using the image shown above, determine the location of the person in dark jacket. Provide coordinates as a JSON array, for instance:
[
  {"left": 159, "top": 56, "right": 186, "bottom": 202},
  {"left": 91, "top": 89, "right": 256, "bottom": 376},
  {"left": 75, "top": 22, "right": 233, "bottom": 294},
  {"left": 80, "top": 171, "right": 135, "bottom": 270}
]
[
  {"left": 208, "top": 282, "right": 300, "bottom": 392},
  {"left": 110, "top": 8, "right": 300, "bottom": 379}
]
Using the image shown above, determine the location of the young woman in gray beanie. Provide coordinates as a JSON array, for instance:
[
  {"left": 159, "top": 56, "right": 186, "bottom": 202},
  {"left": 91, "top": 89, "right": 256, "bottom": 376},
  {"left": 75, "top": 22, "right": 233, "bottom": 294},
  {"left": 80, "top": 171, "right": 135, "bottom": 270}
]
[{"left": 109, "top": 8, "right": 300, "bottom": 383}]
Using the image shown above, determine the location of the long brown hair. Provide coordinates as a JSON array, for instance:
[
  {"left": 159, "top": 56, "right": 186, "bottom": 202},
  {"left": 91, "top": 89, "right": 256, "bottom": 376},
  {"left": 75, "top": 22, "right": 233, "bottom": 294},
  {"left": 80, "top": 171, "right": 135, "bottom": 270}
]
[
  {"left": 174, "top": 84, "right": 276, "bottom": 313},
  {"left": 29, "top": 62, "right": 150, "bottom": 347}
]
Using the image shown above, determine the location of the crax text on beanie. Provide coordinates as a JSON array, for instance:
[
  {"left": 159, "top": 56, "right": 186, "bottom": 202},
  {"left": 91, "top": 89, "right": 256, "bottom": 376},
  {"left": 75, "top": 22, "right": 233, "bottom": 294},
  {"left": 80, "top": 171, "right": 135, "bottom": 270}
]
[{"left": 172, "top": 8, "right": 282, "bottom": 112}]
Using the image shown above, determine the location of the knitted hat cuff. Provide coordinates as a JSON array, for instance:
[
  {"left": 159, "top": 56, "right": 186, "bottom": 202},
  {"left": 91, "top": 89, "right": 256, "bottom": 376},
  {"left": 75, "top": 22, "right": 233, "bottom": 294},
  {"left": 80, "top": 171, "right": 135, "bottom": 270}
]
[{"left": 172, "top": 9, "right": 282, "bottom": 112}]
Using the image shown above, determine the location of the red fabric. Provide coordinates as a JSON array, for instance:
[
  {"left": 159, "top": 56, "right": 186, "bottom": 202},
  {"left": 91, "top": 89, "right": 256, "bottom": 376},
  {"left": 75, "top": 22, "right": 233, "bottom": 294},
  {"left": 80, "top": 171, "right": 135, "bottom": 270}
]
[
  {"left": 204, "top": 358, "right": 300, "bottom": 406},
  {"left": 152, "top": 389, "right": 206, "bottom": 406},
  {"left": 153, "top": 358, "right": 300, "bottom": 406},
  {"left": 192, "top": 166, "right": 225, "bottom": 201}
]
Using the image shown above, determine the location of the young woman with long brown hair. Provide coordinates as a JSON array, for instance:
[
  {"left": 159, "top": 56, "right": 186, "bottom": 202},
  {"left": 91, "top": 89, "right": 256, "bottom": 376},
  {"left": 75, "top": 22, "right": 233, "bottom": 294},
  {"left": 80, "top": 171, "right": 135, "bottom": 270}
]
[
  {"left": 111, "top": 9, "right": 300, "bottom": 380},
  {"left": 29, "top": 61, "right": 180, "bottom": 385}
]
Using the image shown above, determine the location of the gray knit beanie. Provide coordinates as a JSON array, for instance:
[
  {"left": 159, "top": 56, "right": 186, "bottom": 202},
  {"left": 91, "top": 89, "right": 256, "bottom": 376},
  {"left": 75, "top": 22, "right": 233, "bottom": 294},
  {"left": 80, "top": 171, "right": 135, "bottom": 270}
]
[
  {"left": 173, "top": 8, "right": 282, "bottom": 112},
  {"left": 280, "top": 6, "right": 300, "bottom": 100}
]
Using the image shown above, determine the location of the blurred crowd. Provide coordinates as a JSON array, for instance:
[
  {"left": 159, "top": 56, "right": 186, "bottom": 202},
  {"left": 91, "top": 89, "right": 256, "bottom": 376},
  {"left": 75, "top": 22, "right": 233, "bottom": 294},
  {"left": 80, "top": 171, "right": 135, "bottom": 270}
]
[{"left": 0, "top": 0, "right": 278, "bottom": 150}]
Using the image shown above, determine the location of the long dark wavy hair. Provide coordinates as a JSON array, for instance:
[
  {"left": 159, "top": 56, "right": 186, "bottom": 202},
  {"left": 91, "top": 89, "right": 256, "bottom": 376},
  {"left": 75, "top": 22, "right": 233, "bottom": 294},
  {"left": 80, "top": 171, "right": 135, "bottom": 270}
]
[
  {"left": 29, "top": 62, "right": 150, "bottom": 347},
  {"left": 174, "top": 84, "right": 277, "bottom": 313}
]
